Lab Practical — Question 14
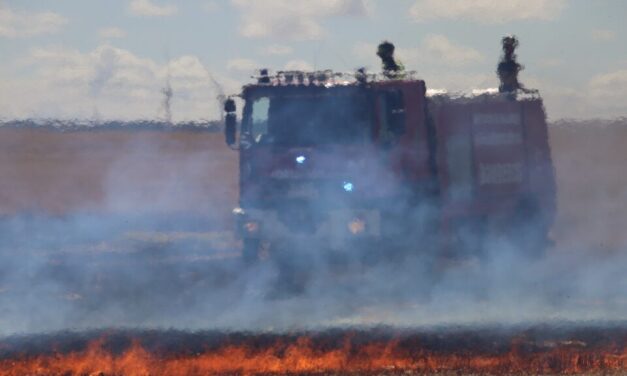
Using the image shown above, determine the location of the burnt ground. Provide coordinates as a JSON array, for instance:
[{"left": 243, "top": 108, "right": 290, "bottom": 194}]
[{"left": 1, "top": 324, "right": 625, "bottom": 358}]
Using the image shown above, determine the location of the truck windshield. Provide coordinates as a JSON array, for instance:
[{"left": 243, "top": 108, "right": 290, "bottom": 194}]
[{"left": 247, "top": 92, "right": 372, "bottom": 145}]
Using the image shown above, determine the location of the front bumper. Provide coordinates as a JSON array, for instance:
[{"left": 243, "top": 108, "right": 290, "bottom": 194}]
[{"left": 234, "top": 207, "right": 381, "bottom": 250}]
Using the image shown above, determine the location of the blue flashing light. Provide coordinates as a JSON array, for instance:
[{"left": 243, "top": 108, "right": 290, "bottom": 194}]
[
  {"left": 343, "top": 181, "right": 354, "bottom": 192},
  {"left": 295, "top": 155, "right": 306, "bottom": 164}
]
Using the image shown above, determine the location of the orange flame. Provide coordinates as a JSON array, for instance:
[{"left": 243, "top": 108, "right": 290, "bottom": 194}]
[{"left": 1, "top": 334, "right": 625, "bottom": 375}]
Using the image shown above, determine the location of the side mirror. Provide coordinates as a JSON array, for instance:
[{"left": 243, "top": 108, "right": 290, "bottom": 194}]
[{"left": 224, "top": 98, "right": 237, "bottom": 147}]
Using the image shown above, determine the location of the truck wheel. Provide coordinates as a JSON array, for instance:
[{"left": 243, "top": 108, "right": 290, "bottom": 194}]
[{"left": 264, "top": 243, "right": 312, "bottom": 298}]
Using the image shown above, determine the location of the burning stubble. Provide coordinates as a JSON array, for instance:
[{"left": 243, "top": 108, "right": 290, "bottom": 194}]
[{"left": 0, "top": 327, "right": 625, "bottom": 375}]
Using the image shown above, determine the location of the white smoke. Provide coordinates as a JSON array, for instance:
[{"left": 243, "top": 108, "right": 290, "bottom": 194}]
[{"left": 0, "top": 119, "right": 625, "bottom": 336}]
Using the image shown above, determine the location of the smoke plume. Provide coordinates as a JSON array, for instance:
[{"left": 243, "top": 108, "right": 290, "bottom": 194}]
[{"left": 0, "top": 118, "right": 625, "bottom": 337}]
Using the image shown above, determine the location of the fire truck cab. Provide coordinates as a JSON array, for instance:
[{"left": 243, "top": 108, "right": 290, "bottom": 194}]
[{"left": 224, "top": 69, "right": 555, "bottom": 263}]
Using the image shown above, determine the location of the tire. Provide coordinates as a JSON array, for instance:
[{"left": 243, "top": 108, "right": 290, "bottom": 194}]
[{"left": 264, "top": 241, "right": 312, "bottom": 298}]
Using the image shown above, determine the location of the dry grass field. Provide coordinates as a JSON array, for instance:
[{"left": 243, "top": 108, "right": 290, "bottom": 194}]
[
  {"left": 0, "top": 120, "right": 625, "bottom": 250},
  {"left": 0, "top": 127, "right": 238, "bottom": 226},
  {"left": 549, "top": 119, "right": 627, "bottom": 251}
]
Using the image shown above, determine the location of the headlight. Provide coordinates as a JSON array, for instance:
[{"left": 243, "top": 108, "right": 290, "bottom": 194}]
[{"left": 347, "top": 217, "right": 366, "bottom": 235}]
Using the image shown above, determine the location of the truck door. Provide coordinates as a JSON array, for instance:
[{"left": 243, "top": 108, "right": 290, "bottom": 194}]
[{"left": 374, "top": 81, "right": 430, "bottom": 187}]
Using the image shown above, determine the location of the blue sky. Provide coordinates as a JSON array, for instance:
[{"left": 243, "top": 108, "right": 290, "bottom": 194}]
[{"left": 0, "top": 0, "right": 625, "bottom": 121}]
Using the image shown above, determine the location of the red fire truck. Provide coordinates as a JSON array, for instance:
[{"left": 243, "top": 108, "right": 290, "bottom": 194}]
[{"left": 223, "top": 42, "right": 555, "bottom": 265}]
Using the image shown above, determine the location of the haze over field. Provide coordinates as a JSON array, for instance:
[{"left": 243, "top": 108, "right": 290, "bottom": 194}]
[{"left": 0, "top": 119, "right": 626, "bottom": 335}]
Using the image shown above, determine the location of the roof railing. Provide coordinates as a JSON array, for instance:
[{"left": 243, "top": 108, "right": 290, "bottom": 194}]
[{"left": 250, "top": 69, "right": 419, "bottom": 86}]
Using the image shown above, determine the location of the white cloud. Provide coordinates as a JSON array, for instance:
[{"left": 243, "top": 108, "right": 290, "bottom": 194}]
[
  {"left": 523, "top": 70, "right": 627, "bottom": 120},
  {"left": 260, "top": 44, "right": 294, "bottom": 56},
  {"left": 589, "top": 69, "right": 627, "bottom": 99},
  {"left": 422, "top": 34, "right": 484, "bottom": 65},
  {"left": 99, "top": 27, "right": 126, "bottom": 39},
  {"left": 353, "top": 34, "right": 484, "bottom": 70},
  {"left": 0, "top": 5, "right": 67, "bottom": 38},
  {"left": 409, "top": 0, "right": 566, "bottom": 23},
  {"left": 128, "top": 0, "right": 177, "bottom": 17},
  {"left": 202, "top": 1, "right": 220, "bottom": 13},
  {"left": 538, "top": 58, "right": 563, "bottom": 68},
  {"left": 227, "top": 58, "right": 258, "bottom": 72},
  {"left": 2, "top": 43, "right": 625, "bottom": 122},
  {"left": 584, "top": 69, "right": 627, "bottom": 118},
  {"left": 591, "top": 28, "right": 615, "bottom": 41},
  {"left": 284, "top": 60, "right": 314, "bottom": 71},
  {"left": 231, "top": 0, "right": 370, "bottom": 40},
  {"left": 0, "top": 44, "right": 238, "bottom": 121},
  {"left": 227, "top": 57, "right": 316, "bottom": 77}
]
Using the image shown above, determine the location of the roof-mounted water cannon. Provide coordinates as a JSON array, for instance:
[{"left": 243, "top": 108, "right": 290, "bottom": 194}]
[
  {"left": 377, "top": 41, "right": 405, "bottom": 79},
  {"left": 497, "top": 35, "right": 523, "bottom": 93},
  {"left": 224, "top": 97, "right": 237, "bottom": 148}
]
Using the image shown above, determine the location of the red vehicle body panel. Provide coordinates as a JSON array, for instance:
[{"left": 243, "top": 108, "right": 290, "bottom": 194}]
[{"left": 433, "top": 96, "right": 555, "bottom": 239}]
